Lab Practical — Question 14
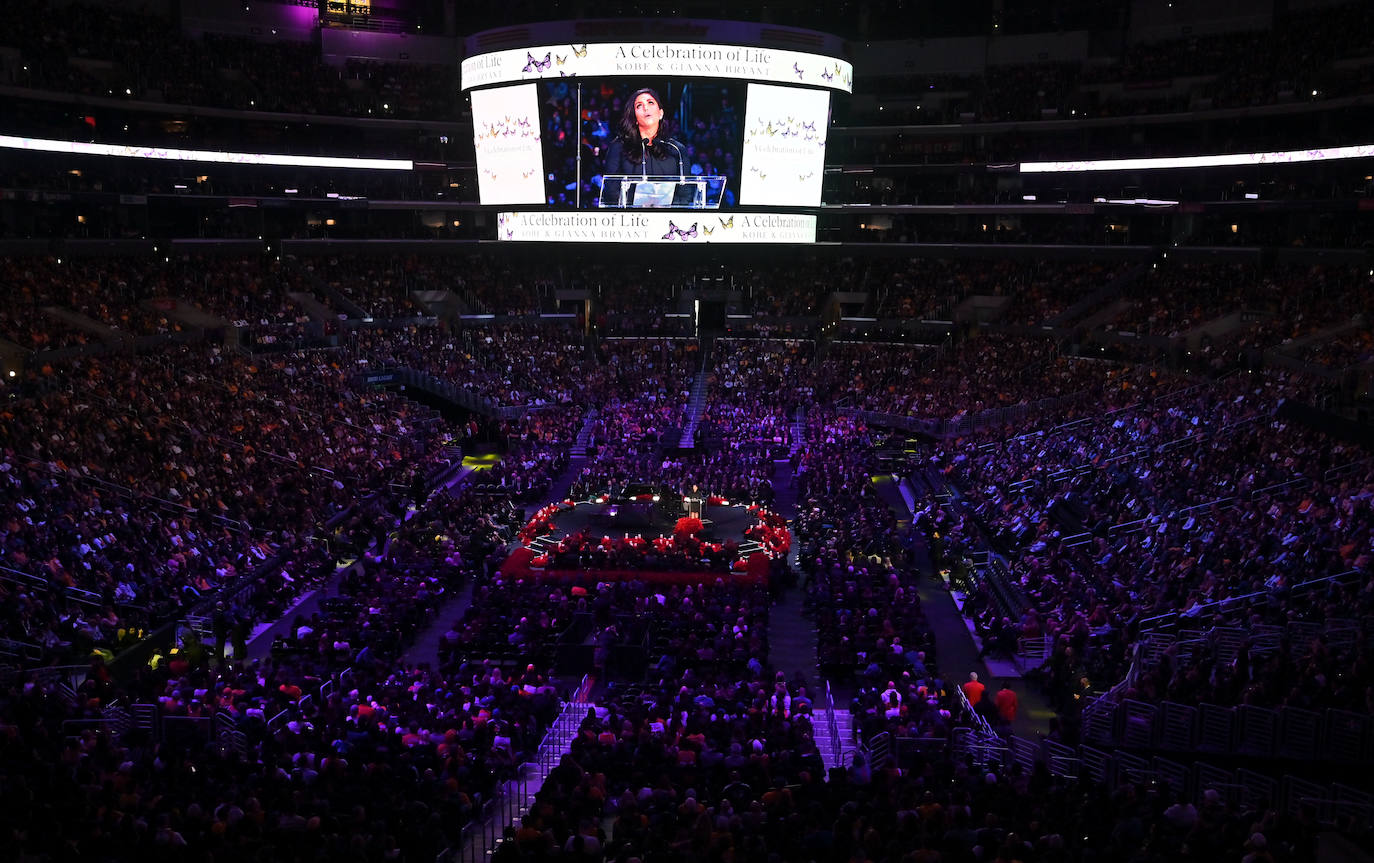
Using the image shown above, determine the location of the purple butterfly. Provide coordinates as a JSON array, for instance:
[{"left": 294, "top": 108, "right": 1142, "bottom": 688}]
[
  {"left": 523, "top": 51, "right": 552, "bottom": 73},
  {"left": 821, "top": 69, "right": 833, "bottom": 81},
  {"left": 793, "top": 62, "right": 804, "bottom": 80},
  {"left": 662, "top": 221, "right": 698, "bottom": 241}
]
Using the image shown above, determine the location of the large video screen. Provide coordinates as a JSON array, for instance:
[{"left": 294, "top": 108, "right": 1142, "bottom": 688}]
[
  {"left": 463, "top": 40, "right": 850, "bottom": 243},
  {"left": 471, "top": 84, "right": 545, "bottom": 205},
  {"left": 540, "top": 77, "right": 747, "bottom": 208},
  {"left": 738, "top": 83, "right": 830, "bottom": 207}
]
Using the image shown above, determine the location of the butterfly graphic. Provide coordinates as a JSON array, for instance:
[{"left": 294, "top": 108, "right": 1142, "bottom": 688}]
[
  {"left": 505, "top": 228, "right": 514, "bottom": 240},
  {"left": 523, "top": 51, "right": 552, "bottom": 73},
  {"left": 821, "top": 69, "right": 833, "bottom": 82},
  {"left": 799, "top": 172, "right": 814, "bottom": 181},
  {"left": 662, "top": 221, "right": 698, "bottom": 240},
  {"left": 801, "top": 121, "right": 816, "bottom": 131},
  {"left": 793, "top": 62, "right": 804, "bottom": 80},
  {"left": 556, "top": 54, "right": 568, "bottom": 65},
  {"left": 703, "top": 225, "right": 714, "bottom": 236},
  {"left": 560, "top": 71, "right": 576, "bottom": 77},
  {"left": 521, "top": 169, "right": 535, "bottom": 179},
  {"left": 719, "top": 216, "right": 734, "bottom": 229},
  {"left": 571, "top": 43, "right": 588, "bottom": 58},
  {"left": 764, "top": 123, "right": 777, "bottom": 136},
  {"left": 517, "top": 118, "right": 530, "bottom": 127},
  {"left": 750, "top": 167, "right": 767, "bottom": 180}
]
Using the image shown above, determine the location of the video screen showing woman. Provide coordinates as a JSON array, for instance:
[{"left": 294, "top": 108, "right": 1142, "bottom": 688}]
[
  {"left": 604, "top": 88, "right": 683, "bottom": 177},
  {"left": 542, "top": 79, "right": 743, "bottom": 208}
]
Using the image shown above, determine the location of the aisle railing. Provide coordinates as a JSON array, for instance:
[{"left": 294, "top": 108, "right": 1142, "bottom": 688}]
[
  {"left": 436, "top": 694, "right": 594, "bottom": 863},
  {"left": 824, "top": 680, "right": 842, "bottom": 768}
]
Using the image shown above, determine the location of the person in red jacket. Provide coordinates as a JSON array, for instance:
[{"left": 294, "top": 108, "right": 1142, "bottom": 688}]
[
  {"left": 962, "top": 672, "right": 985, "bottom": 707},
  {"left": 995, "top": 682, "right": 1019, "bottom": 724}
]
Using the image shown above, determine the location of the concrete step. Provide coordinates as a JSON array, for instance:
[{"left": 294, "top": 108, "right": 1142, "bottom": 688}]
[{"left": 810, "top": 707, "right": 856, "bottom": 771}]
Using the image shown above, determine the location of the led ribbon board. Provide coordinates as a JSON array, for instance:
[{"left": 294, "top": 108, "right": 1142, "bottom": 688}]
[
  {"left": 0, "top": 135, "right": 414, "bottom": 170},
  {"left": 462, "top": 42, "right": 853, "bottom": 93},
  {"left": 497, "top": 211, "right": 816, "bottom": 243},
  {"left": 1021, "top": 144, "right": 1374, "bottom": 173}
]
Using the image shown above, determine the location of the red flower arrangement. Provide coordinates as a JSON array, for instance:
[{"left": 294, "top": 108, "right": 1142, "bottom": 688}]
[{"left": 674, "top": 516, "right": 705, "bottom": 537}]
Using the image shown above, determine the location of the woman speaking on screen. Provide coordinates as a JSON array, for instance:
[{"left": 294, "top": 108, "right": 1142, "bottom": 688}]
[{"left": 604, "top": 88, "right": 687, "bottom": 178}]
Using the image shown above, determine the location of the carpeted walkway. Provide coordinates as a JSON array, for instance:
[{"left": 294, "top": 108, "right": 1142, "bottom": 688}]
[
  {"left": 874, "top": 473, "right": 1057, "bottom": 739},
  {"left": 768, "top": 585, "right": 819, "bottom": 685},
  {"left": 400, "top": 579, "right": 477, "bottom": 668}
]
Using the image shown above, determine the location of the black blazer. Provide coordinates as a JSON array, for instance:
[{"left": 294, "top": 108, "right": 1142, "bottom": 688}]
[{"left": 604, "top": 136, "right": 687, "bottom": 177}]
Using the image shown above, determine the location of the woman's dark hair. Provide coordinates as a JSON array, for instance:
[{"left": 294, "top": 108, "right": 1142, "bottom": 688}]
[{"left": 618, "top": 87, "right": 673, "bottom": 162}]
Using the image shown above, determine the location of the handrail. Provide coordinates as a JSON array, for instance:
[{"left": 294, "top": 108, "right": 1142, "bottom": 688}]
[
  {"left": 954, "top": 673, "right": 996, "bottom": 739},
  {"left": 1176, "top": 496, "right": 1235, "bottom": 515},
  {"left": 0, "top": 563, "right": 110, "bottom": 609},
  {"left": 8, "top": 451, "right": 202, "bottom": 523},
  {"left": 1325, "top": 458, "right": 1373, "bottom": 482},
  {"left": 1288, "top": 568, "right": 1363, "bottom": 597},
  {"left": 443, "top": 697, "right": 587, "bottom": 863},
  {"left": 1249, "top": 477, "right": 1311, "bottom": 501},
  {"left": 0, "top": 636, "right": 46, "bottom": 662},
  {"left": 824, "top": 680, "right": 842, "bottom": 769},
  {"left": 1141, "top": 569, "right": 1362, "bottom": 634}
]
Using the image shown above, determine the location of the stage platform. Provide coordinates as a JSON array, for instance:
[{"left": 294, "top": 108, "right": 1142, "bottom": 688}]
[
  {"left": 499, "top": 547, "right": 770, "bottom": 586},
  {"left": 504, "top": 496, "right": 790, "bottom": 586},
  {"left": 541, "top": 499, "right": 754, "bottom": 543}
]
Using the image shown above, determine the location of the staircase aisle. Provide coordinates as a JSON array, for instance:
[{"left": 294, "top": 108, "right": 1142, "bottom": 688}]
[
  {"left": 677, "top": 370, "right": 710, "bottom": 448},
  {"left": 770, "top": 460, "right": 800, "bottom": 520},
  {"left": 400, "top": 579, "right": 477, "bottom": 667},
  {"left": 788, "top": 405, "right": 807, "bottom": 459},
  {"left": 767, "top": 459, "right": 839, "bottom": 763},
  {"left": 569, "top": 409, "right": 598, "bottom": 460},
  {"left": 880, "top": 470, "right": 1057, "bottom": 739},
  {"left": 767, "top": 581, "right": 817, "bottom": 682},
  {"left": 677, "top": 337, "right": 714, "bottom": 448},
  {"left": 460, "top": 699, "right": 596, "bottom": 862},
  {"left": 544, "top": 453, "right": 587, "bottom": 506},
  {"left": 811, "top": 705, "right": 855, "bottom": 772}
]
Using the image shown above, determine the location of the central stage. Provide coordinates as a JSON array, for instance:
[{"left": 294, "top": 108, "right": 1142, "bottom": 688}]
[
  {"left": 546, "top": 500, "right": 753, "bottom": 543},
  {"left": 503, "top": 495, "right": 791, "bottom": 586}
]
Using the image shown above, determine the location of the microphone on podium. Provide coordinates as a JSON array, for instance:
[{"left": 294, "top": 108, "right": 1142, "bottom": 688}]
[{"left": 664, "top": 139, "right": 686, "bottom": 182}]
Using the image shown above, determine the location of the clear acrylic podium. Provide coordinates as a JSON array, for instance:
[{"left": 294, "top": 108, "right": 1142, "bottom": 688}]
[{"left": 599, "top": 174, "right": 727, "bottom": 209}]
